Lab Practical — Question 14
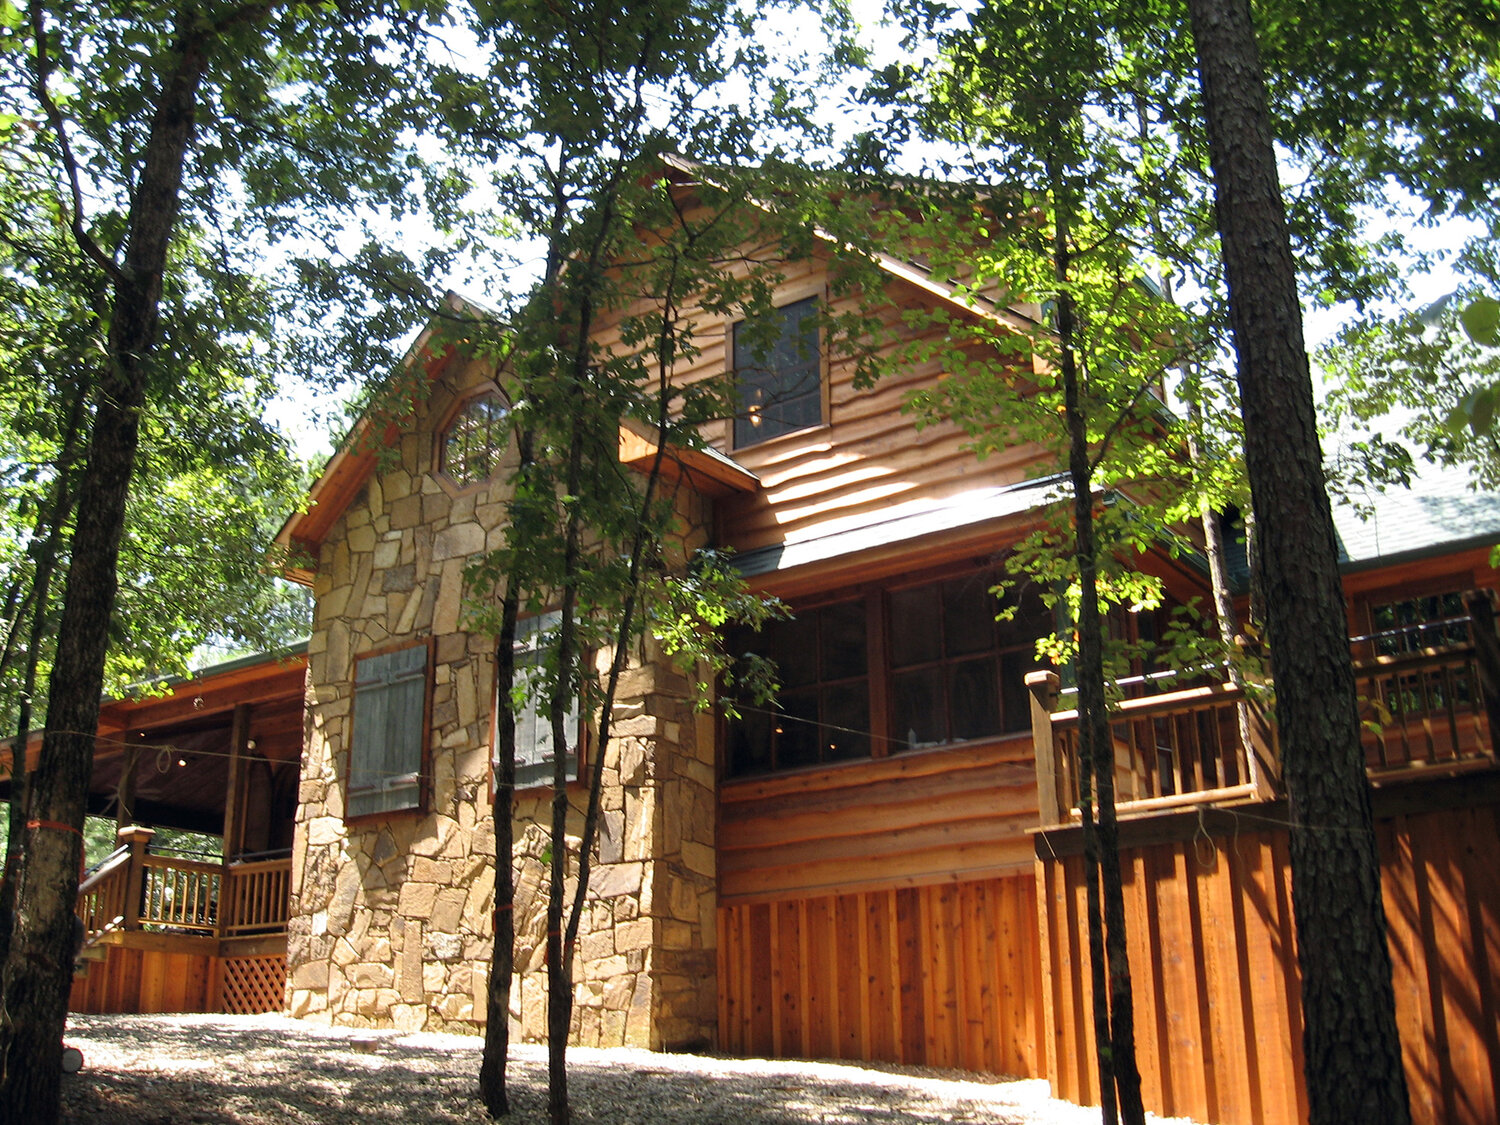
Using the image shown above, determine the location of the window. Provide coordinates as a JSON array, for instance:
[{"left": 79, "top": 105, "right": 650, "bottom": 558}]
[
  {"left": 733, "top": 297, "right": 821, "bottom": 447},
  {"left": 725, "top": 572, "right": 1050, "bottom": 777},
  {"left": 1368, "top": 590, "right": 1470, "bottom": 656},
  {"left": 348, "top": 641, "right": 429, "bottom": 817},
  {"left": 496, "top": 611, "right": 582, "bottom": 789},
  {"left": 726, "top": 601, "right": 870, "bottom": 773},
  {"left": 440, "top": 391, "right": 510, "bottom": 486}
]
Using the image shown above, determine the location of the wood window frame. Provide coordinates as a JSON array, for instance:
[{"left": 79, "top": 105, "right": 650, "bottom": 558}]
[
  {"left": 729, "top": 290, "right": 829, "bottom": 451},
  {"left": 434, "top": 383, "right": 511, "bottom": 495},
  {"left": 490, "top": 610, "right": 586, "bottom": 795},
  {"left": 345, "top": 637, "right": 433, "bottom": 823}
]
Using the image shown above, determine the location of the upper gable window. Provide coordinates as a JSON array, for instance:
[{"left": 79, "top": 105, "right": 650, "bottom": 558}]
[
  {"left": 440, "top": 391, "right": 510, "bottom": 486},
  {"left": 733, "top": 297, "right": 822, "bottom": 448}
]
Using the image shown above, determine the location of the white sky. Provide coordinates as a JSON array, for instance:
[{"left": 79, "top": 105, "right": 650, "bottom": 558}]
[{"left": 268, "top": 3, "right": 1484, "bottom": 464}]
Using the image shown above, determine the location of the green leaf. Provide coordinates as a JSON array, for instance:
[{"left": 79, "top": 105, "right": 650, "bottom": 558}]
[
  {"left": 1460, "top": 297, "right": 1500, "bottom": 348},
  {"left": 1470, "top": 386, "right": 1496, "bottom": 436}
]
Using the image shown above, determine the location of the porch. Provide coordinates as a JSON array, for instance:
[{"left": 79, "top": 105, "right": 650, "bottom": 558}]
[{"left": 72, "top": 825, "right": 291, "bottom": 1015}]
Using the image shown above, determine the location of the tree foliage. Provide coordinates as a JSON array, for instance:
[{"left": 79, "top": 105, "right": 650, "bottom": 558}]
[
  {"left": 0, "top": 0, "right": 465, "bottom": 1116},
  {"left": 430, "top": 0, "right": 857, "bottom": 1117}
]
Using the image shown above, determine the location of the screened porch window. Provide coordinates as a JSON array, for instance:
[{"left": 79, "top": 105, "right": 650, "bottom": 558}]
[
  {"left": 348, "top": 641, "right": 429, "bottom": 817},
  {"left": 724, "top": 572, "right": 1049, "bottom": 778}
]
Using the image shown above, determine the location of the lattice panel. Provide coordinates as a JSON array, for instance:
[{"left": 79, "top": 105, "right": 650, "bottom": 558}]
[{"left": 219, "top": 955, "right": 286, "bottom": 1015}]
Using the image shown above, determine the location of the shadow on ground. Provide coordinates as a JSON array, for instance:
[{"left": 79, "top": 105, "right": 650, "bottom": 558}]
[{"left": 59, "top": 1014, "right": 1058, "bottom": 1125}]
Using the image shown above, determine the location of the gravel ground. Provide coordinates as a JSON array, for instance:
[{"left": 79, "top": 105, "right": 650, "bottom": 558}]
[{"left": 59, "top": 1013, "right": 1203, "bottom": 1125}]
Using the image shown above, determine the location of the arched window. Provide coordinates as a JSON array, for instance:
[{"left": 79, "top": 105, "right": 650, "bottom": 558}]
[{"left": 440, "top": 391, "right": 509, "bottom": 486}]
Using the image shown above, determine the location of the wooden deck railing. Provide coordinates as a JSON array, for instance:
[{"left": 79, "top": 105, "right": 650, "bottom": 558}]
[
  {"left": 77, "top": 846, "right": 131, "bottom": 935},
  {"left": 75, "top": 826, "right": 291, "bottom": 940},
  {"left": 1354, "top": 643, "right": 1496, "bottom": 772},
  {"left": 221, "top": 857, "right": 292, "bottom": 936},
  {"left": 1030, "top": 629, "right": 1499, "bottom": 828},
  {"left": 1029, "top": 671, "right": 1280, "bottom": 827}
]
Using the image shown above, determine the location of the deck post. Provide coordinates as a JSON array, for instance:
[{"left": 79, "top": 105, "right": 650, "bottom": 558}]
[
  {"left": 1466, "top": 591, "right": 1500, "bottom": 755},
  {"left": 116, "top": 824, "right": 154, "bottom": 931},
  {"left": 1027, "top": 670, "right": 1065, "bottom": 826}
]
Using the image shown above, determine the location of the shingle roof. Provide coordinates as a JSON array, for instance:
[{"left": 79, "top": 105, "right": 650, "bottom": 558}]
[{"left": 1332, "top": 460, "right": 1500, "bottom": 571}]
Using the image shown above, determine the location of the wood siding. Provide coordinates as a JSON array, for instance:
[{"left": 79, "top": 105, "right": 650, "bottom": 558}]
[
  {"left": 714, "top": 284, "right": 1046, "bottom": 557},
  {"left": 719, "top": 733, "right": 1039, "bottom": 902},
  {"left": 718, "top": 875, "right": 1044, "bottom": 1076},
  {"left": 1037, "top": 789, "right": 1500, "bottom": 1125}
]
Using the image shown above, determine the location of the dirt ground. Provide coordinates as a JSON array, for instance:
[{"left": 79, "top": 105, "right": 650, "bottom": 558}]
[{"left": 58, "top": 1012, "right": 1200, "bottom": 1125}]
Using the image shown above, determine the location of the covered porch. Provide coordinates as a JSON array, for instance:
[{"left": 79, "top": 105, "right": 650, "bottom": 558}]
[{"left": 3, "top": 646, "right": 307, "bottom": 1016}]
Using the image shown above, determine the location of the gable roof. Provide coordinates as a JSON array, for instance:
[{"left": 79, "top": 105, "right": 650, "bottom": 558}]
[
  {"left": 1333, "top": 460, "right": 1500, "bottom": 572},
  {"left": 274, "top": 291, "right": 488, "bottom": 586},
  {"left": 273, "top": 181, "right": 1050, "bottom": 585}
]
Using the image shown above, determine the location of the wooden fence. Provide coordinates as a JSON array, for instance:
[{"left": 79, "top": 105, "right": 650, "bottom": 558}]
[
  {"left": 1035, "top": 781, "right": 1500, "bottom": 1125},
  {"left": 719, "top": 874, "right": 1044, "bottom": 1078}
]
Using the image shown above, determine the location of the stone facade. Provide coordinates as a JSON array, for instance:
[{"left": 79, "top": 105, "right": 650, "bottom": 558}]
[{"left": 286, "top": 354, "right": 719, "bottom": 1049}]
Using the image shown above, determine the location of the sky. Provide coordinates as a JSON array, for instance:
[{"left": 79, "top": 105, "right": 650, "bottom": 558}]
[{"left": 269, "top": 1, "right": 1486, "bottom": 467}]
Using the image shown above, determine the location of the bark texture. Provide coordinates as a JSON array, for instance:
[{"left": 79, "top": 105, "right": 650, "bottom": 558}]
[
  {"left": 1184, "top": 0, "right": 1411, "bottom": 1121},
  {"left": 0, "top": 19, "right": 208, "bottom": 1122}
]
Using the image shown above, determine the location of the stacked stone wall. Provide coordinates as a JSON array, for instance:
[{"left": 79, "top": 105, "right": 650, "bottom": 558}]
[{"left": 287, "top": 357, "right": 719, "bottom": 1050}]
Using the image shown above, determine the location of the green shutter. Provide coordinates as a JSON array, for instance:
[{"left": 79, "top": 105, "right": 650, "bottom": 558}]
[{"left": 349, "top": 643, "right": 426, "bottom": 815}]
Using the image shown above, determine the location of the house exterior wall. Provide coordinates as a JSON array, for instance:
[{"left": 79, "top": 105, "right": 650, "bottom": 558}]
[{"left": 285, "top": 354, "right": 719, "bottom": 1047}]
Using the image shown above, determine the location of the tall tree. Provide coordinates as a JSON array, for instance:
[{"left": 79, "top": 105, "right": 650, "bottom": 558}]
[
  {"left": 0, "top": 2, "right": 453, "bottom": 1117},
  {"left": 440, "top": 1, "right": 843, "bottom": 1116},
  {"left": 1184, "top": 0, "right": 1411, "bottom": 1120}
]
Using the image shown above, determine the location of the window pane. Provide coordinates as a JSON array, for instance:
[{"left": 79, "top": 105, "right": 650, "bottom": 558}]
[
  {"left": 891, "top": 667, "right": 945, "bottom": 751},
  {"left": 996, "top": 588, "right": 1050, "bottom": 650},
  {"left": 889, "top": 585, "right": 942, "bottom": 667},
  {"left": 820, "top": 601, "right": 867, "bottom": 681},
  {"left": 728, "top": 708, "right": 773, "bottom": 776},
  {"left": 943, "top": 577, "right": 996, "bottom": 657},
  {"left": 949, "top": 656, "right": 1000, "bottom": 742},
  {"left": 734, "top": 297, "right": 822, "bottom": 446},
  {"left": 775, "top": 690, "right": 820, "bottom": 769},
  {"left": 442, "top": 392, "right": 509, "bottom": 485},
  {"left": 775, "top": 613, "right": 818, "bottom": 688},
  {"left": 821, "top": 682, "right": 870, "bottom": 761},
  {"left": 999, "top": 650, "right": 1040, "bottom": 732}
]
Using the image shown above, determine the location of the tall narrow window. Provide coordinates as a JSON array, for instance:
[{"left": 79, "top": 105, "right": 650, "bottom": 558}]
[
  {"left": 348, "top": 642, "right": 429, "bottom": 817},
  {"left": 498, "top": 611, "right": 582, "bottom": 789},
  {"left": 733, "top": 297, "right": 821, "bottom": 447}
]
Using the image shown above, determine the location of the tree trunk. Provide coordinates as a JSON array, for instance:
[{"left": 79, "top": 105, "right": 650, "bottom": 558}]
[
  {"left": 1183, "top": 0, "right": 1411, "bottom": 1120},
  {"left": 0, "top": 20, "right": 208, "bottom": 1121},
  {"left": 1050, "top": 150, "right": 1145, "bottom": 1125},
  {"left": 0, "top": 390, "right": 86, "bottom": 967},
  {"left": 480, "top": 573, "right": 524, "bottom": 1116}
]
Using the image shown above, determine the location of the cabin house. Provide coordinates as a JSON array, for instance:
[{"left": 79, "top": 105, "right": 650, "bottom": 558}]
[{"left": 39, "top": 181, "right": 1500, "bottom": 1125}]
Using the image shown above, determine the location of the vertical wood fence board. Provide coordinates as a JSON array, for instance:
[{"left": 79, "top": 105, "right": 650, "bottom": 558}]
[
  {"left": 717, "top": 874, "right": 1043, "bottom": 1078},
  {"left": 1035, "top": 859, "right": 1061, "bottom": 1094},
  {"left": 805, "top": 896, "right": 836, "bottom": 1059},
  {"left": 835, "top": 893, "right": 864, "bottom": 1060},
  {"left": 1221, "top": 835, "right": 1266, "bottom": 1125},
  {"left": 748, "top": 903, "right": 774, "bottom": 1057}
]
